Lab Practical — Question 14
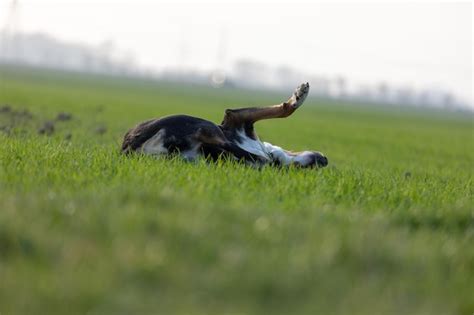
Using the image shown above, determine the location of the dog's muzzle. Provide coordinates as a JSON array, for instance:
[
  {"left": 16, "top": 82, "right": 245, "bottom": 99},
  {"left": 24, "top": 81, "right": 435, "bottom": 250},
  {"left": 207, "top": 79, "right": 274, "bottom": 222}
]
[{"left": 315, "top": 152, "right": 328, "bottom": 167}]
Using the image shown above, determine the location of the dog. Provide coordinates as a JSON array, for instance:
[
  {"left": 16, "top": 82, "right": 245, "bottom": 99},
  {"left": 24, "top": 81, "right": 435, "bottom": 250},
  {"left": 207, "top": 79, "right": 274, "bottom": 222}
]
[{"left": 121, "top": 82, "right": 328, "bottom": 168}]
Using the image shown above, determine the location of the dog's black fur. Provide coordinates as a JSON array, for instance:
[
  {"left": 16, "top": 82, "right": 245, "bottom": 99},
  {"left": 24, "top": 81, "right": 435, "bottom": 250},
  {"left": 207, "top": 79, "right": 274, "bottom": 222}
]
[{"left": 122, "top": 114, "right": 262, "bottom": 161}]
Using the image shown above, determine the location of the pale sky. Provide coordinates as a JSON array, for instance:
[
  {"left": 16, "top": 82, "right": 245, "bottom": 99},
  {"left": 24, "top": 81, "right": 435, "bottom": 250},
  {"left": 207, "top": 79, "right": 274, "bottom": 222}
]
[{"left": 1, "top": 0, "right": 472, "bottom": 106}]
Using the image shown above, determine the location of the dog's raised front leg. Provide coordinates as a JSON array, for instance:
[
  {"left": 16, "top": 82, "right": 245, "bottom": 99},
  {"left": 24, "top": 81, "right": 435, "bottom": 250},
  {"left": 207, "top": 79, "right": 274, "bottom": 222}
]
[{"left": 220, "top": 82, "right": 310, "bottom": 128}]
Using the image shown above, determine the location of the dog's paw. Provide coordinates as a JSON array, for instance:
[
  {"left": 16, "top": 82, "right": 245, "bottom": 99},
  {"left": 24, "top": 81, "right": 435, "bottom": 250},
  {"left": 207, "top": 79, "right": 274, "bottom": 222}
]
[{"left": 287, "top": 82, "right": 310, "bottom": 108}]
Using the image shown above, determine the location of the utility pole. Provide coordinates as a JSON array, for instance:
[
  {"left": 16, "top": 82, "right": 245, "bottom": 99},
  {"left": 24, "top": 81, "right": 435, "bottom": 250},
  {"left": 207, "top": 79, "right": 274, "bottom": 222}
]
[{"left": 1, "top": 0, "right": 21, "bottom": 62}]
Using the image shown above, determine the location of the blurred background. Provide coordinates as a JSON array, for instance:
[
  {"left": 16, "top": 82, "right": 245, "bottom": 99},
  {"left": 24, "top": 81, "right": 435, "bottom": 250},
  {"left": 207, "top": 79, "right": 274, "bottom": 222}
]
[{"left": 0, "top": 0, "right": 472, "bottom": 110}]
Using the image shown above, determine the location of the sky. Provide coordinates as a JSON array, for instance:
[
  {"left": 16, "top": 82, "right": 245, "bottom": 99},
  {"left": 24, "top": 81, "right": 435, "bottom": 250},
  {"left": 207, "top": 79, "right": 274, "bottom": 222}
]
[{"left": 1, "top": 0, "right": 472, "bottom": 106}]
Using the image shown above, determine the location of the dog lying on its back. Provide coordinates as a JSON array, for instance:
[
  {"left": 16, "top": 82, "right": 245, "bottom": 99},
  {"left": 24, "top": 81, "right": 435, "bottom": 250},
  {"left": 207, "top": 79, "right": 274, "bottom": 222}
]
[{"left": 121, "top": 83, "right": 328, "bottom": 168}]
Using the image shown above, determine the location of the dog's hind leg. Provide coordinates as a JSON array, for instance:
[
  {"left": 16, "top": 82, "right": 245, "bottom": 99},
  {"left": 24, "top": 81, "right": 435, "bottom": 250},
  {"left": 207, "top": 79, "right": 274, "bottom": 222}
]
[{"left": 220, "top": 82, "right": 309, "bottom": 128}]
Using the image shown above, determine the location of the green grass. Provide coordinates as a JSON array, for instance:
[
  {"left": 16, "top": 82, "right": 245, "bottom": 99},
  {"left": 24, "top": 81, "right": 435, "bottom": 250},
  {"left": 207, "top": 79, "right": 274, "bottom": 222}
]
[{"left": 0, "top": 65, "right": 473, "bottom": 315}]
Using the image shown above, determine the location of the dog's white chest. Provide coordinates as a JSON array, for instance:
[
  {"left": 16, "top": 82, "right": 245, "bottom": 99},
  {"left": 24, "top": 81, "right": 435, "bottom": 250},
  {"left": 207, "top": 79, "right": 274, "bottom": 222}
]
[{"left": 235, "top": 130, "right": 271, "bottom": 161}]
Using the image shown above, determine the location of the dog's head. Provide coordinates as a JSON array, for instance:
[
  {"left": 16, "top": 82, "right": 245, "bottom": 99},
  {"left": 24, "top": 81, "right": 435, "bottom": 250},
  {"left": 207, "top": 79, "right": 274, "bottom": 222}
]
[{"left": 293, "top": 151, "right": 328, "bottom": 168}]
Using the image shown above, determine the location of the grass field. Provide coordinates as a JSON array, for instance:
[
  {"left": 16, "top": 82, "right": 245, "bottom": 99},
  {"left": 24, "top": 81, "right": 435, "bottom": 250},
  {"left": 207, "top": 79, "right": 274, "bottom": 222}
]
[{"left": 0, "top": 65, "right": 473, "bottom": 315}]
